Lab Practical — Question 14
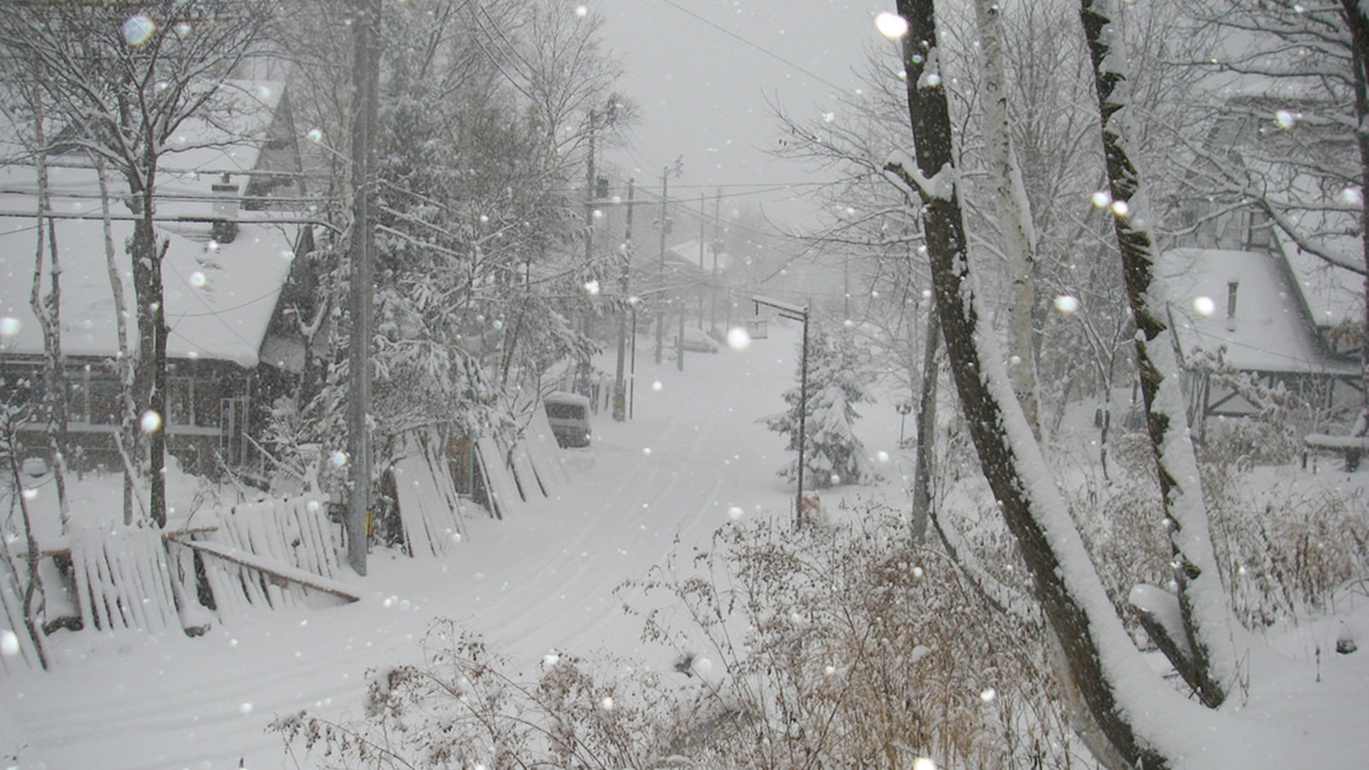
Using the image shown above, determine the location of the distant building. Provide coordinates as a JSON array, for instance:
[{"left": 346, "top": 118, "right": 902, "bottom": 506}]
[{"left": 1157, "top": 68, "right": 1365, "bottom": 435}]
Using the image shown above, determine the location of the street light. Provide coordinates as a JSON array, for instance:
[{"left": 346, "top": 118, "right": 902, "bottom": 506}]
[
  {"left": 752, "top": 294, "right": 811, "bottom": 530},
  {"left": 896, "top": 399, "right": 913, "bottom": 447}
]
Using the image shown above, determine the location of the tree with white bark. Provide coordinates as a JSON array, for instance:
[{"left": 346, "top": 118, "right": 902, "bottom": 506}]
[
  {"left": 883, "top": 0, "right": 1250, "bottom": 765},
  {"left": 4, "top": 1, "right": 278, "bottom": 527}
]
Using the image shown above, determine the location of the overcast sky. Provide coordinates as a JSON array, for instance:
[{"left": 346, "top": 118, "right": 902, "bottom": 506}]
[{"left": 597, "top": 0, "right": 889, "bottom": 228}]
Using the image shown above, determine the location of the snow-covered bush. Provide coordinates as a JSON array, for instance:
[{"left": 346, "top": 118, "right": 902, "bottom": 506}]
[
  {"left": 627, "top": 505, "right": 1080, "bottom": 770},
  {"left": 272, "top": 622, "right": 689, "bottom": 769},
  {"left": 1186, "top": 348, "right": 1303, "bottom": 466},
  {"left": 274, "top": 507, "right": 1083, "bottom": 769},
  {"left": 1205, "top": 478, "right": 1369, "bottom": 628}
]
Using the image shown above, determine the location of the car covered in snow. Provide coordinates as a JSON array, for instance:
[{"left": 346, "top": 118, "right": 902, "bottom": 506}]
[
  {"left": 674, "top": 327, "right": 720, "bottom": 353},
  {"left": 544, "top": 391, "right": 592, "bottom": 448}
]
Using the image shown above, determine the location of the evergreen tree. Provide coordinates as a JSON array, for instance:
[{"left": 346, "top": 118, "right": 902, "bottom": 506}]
[{"left": 766, "top": 328, "right": 876, "bottom": 489}]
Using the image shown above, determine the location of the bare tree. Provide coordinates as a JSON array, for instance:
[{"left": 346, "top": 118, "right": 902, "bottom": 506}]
[
  {"left": 0, "top": 52, "right": 73, "bottom": 532},
  {"left": 9, "top": 1, "right": 278, "bottom": 527},
  {"left": 885, "top": 1, "right": 1217, "bottom": 765},
  {"left": 1081, "top": 0, "right": 1235, "bottom": 709}
]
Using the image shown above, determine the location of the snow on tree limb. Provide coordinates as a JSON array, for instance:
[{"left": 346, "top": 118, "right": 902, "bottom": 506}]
[
  {"left": 892, "top": 2, "right": 1213, "bottom": 766},
  {"left": 884, "top": 150, "right": 958, "bottom": 201},
  {"left": 1081, "top": 0, "right": 1238, "bottom": 708}
]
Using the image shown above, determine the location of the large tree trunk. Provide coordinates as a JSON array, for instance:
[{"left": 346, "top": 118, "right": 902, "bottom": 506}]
[
  {"left": 1340, "top": 1, "right": 1369, "bottom": 417},
  {"left": 130, "top": 180, "right": 168, "bottom": 529},
  {"left": 1081, "top": 0, "right": 1234, "bottom": 708},
  {"left": 909, "top": 298, "right": 939, "bottom": 542},
  {"left": 888, "top": 1, "right": 1171, "bottom": 766}
]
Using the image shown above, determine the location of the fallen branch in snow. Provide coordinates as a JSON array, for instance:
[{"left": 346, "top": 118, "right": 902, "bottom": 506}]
[
  {"left": 1129, "top": 584, "right": 1197, "bottom": 689},
  {"left": 1303, "top": 433, "right": 1369, "bottom": 451},
  {"left": 166, "top": 536, "right": 360, "bottom": 603}
]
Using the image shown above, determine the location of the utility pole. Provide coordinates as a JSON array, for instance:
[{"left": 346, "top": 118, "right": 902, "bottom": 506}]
[
  {"left": 613, "top": 179, "right": 634, "bottom": 421},
  {"left": 677, "top": 291, "right": 686, "bottom": 371},
  {"left": 710, "top": 189, "right": 723, "bottom": 331},
  {"left": 698, "top": 194, "right": 706, "bottom": 329},
  {"left": 655, "top": 167, "right": 669, "bottom": 364},
  {"left": 585, "top": 110, "right": 597, "bottom": 267},
  {"left": 654, "top": 158, "right": 681, "bottom": 364},
  {"left": 580, "top": 108, "right": 598, "bottom": 397},
  {"left": 346, "top": 0, "right": 380, "bottom": 576}
]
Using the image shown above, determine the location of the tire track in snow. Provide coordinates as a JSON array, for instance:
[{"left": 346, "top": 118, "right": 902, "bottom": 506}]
[{"left": 457, "top": 344, "right": 781, "bottom": 660}]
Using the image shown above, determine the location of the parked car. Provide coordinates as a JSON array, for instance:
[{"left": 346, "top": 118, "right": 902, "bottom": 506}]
[
  {"left": 544, "top": 391, "right": 592, "bottom": 448},
  {"left": 675, "top": 327, "right": 720, "bottom": 353}
]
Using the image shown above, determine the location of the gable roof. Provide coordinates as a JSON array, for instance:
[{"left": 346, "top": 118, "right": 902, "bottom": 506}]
[
  {"left": 665, "top": 239, "right": 731, "bottom": 272},
  {"left": 1273, "top": 227, "right": 1363, "bottom": 331},
  {"left": 0, "top": 80, "right": 303, "bottom": 369},
  {"left": 1159, "top": 247, "right": 1357, "bottom": 376},
  {"left": 0, "top": 217, "right": 296, "bottom": 367}
]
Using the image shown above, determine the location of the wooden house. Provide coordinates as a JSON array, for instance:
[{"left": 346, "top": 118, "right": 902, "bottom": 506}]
[{"left": 0, "top": 80, "right": 313, "bottom": 475}]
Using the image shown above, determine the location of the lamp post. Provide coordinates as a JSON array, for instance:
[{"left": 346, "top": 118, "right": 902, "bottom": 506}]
[
  {"left": 752, "top": 295, "right": 810, "bottom": 530},
  {"left": 896, "top": 399, "right": 913, "bottom": 446},
  {"left": 613, "top": 178, "right": 635, "bottom": 421}
]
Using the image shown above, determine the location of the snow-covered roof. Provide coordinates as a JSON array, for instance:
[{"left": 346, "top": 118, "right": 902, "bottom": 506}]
[
  {"left": 1274, "top": 226, "right": 1363, "bottom": 330},
  {"left": 1159, "top": 247, "right": 1357, "bottom": 376},
  {"left": 0, "top": 80, "right": 289, "bottom": 217},
  {"left": 0, "top": 80, "right": 301, "bottom": 368},
  {"left": 0, "top": 216, "right": 297, "bottom": 367},
  {"left": 665, "top": 239, "right": 731, "bottom": 272}
]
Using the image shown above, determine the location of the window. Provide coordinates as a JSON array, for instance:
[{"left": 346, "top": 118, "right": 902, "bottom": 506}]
[
  {"left": 545, "top": 402, "right": 586, "bottom": 420},
  {"left": 169, "top": 377, "right": 194, "bottom": 426},
  {"left": 87, "top": 377, "right": 121, "bottom": 425}
]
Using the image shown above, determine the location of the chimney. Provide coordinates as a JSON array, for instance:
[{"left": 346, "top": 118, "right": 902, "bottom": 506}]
[
  {"left": 211, "top": 173, "right": 239, "bottom": 244},
  {"left": 1226, "top": 280, "right": 1238, "bottom": 331}
]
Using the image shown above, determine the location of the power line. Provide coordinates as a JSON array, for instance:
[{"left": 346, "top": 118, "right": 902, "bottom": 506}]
[{"left": 652, "top": 0, "right": 851, "bottom": 94}]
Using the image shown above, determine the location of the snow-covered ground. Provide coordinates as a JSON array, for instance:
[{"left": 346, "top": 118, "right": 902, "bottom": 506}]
[
  {"left": 0, "top": 322, "right": 909, "bottom": 769},
  {"left": 3, "top": 322, "right": 1368, "bottom": 769}
]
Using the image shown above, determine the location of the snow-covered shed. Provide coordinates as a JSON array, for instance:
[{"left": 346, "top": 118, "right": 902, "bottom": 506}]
[{"left": 0, "top": 80, "right": 313, "bottom": 474}]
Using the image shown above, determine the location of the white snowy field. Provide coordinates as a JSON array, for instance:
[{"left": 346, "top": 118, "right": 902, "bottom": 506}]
[
  {"left": 0, "top": 322, "right": 909, "bottom": 769},
  {"left": 2, "top": 321, "right": 1369, "bottom": 769}
]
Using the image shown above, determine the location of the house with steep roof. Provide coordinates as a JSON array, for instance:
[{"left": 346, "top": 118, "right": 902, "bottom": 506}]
[
  {"left": 1159, "top": 53, "right": 1365, "bottom": 436},
  {"left": 0, "top": 80, "right": 315, "bottom": 475},
  {"left": 1159, "top": 245, "right": 1361, "bottom": 435}
]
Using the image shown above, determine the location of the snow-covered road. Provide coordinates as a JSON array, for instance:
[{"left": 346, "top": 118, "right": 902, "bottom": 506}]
[{"left": 2, "top": 325, "right": 824, "bottom": 770}]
